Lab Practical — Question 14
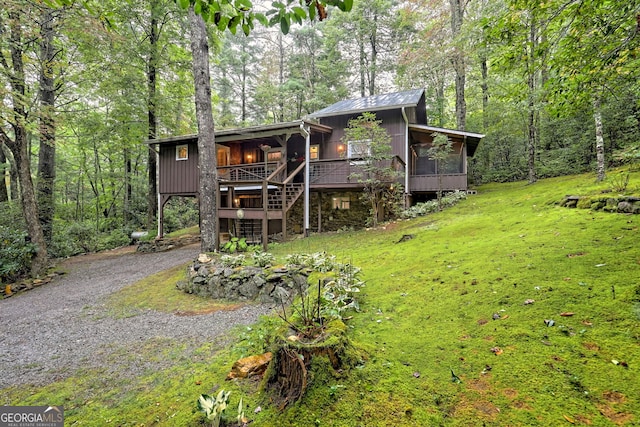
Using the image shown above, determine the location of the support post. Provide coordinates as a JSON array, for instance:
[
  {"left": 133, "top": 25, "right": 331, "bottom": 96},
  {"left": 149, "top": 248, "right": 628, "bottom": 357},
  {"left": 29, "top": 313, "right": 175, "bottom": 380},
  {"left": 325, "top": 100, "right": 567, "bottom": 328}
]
[
  {"left": 300, "top": 123, "right": 310, "bottom": 237},
  {"left": 262, "top": 180, "right": 269, "bottom": 250}
]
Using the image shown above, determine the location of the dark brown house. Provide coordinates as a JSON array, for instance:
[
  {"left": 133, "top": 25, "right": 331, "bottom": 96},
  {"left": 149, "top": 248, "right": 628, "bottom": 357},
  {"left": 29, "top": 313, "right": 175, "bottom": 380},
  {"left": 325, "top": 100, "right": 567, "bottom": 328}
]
[{"left": 146, "top": 89, "right": 484, "bottom": 248}]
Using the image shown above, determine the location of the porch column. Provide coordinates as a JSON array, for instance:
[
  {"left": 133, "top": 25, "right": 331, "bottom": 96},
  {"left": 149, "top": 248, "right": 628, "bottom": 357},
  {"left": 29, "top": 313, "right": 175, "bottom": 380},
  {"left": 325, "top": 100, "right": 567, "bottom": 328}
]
[
  {"left": 281, "top": 184, "right": 287, "bottom": 241},
  {"left": 301, "top": 123, "right": 310, "bottom": 236},
  {"left": 262, "top": 180, "right": 268, "bottom": 251}
]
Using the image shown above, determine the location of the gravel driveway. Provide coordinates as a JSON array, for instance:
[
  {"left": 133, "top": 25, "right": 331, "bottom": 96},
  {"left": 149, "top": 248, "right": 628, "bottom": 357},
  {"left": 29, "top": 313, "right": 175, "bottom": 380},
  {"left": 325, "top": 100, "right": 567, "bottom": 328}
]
[{"left": 0, "top": 245, "right": 271, "bottom": 388}]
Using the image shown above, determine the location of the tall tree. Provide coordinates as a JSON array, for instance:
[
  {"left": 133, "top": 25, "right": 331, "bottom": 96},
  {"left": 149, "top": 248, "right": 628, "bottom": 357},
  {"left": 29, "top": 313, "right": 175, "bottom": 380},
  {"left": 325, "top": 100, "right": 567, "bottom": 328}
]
[
  {"left": 188, "top": 5, "right": 218, "bottom": 252},
  {"left": 36, "top": 5, "right": 60, "bottom": 246},
  {"left": 547, "top": 0, "right": 640, "bottom": 181},
  {"left": 0, "top": 6, "right": 49, "bottom": 275},
  {"left": 449, "top": 0, "right": 466, "bottom": 130}
]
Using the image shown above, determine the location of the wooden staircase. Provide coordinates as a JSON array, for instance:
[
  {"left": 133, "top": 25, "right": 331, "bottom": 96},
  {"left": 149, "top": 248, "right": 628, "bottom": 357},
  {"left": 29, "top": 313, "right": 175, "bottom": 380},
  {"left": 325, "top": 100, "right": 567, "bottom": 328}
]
[{"left": 266, "top": 182, "right": 304, "bottom": 212}]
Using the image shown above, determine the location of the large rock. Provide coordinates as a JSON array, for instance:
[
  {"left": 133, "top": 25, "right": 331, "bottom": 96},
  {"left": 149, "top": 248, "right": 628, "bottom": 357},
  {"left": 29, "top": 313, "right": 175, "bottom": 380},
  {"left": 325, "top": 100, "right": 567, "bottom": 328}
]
[{"left": 226, "top": 352, "right": 273, "bottom": 380}]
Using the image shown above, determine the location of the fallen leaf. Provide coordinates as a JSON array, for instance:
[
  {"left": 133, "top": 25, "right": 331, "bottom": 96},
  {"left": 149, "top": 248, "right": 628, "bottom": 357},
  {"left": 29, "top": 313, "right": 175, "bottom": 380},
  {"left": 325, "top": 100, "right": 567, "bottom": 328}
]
[
  {"left": 560, "top": 312, "right": 575, "bottom": 317},
  {"left": 491, "top": 347, "right": 503, "bottom": 355},
  {"left": 563, "top": 414, "right": 575, "bottom": 424}
]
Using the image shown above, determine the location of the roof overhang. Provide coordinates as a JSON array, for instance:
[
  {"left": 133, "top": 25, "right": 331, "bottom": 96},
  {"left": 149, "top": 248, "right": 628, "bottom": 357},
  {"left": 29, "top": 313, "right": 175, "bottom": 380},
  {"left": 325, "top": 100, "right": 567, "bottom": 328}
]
[
  {"left": 408, "top": 124, "right": 485, "bottom": 157},
  {"left": 144, "top": 119, "right": 332, "bottom": 145}
]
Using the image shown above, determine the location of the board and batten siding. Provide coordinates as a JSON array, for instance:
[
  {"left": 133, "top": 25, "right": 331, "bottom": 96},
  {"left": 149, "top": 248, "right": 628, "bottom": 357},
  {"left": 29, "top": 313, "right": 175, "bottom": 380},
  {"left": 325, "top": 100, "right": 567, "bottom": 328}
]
[{"left": 159, "top": 142, "right": 199, "bottom": 195}]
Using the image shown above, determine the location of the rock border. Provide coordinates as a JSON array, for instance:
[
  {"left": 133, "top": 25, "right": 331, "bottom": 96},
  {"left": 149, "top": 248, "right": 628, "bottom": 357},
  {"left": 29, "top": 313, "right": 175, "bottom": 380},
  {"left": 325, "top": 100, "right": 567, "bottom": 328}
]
[{"left": 561, "top": 195, "right": 640, "bottom": 214}]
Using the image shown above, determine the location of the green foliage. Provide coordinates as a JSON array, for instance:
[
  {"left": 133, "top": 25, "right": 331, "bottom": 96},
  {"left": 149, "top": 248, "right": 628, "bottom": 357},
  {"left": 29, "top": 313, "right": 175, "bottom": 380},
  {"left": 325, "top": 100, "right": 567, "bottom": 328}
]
[
  {"left": 163, "top": 198, "right": 199, "bottom": 234},
  {"left": 220, "top": 254, "right": 246, "bottom": 268},
  {"left": 280, "top": 252, "right": 363, "bottom": 338},
  {"left": 343, "top": 112, "right": 403, "bottom": 227},
  {"left": 197, "top": 389, "right": 231, "bottom": 427},
  {"left": 251, "top": 250, "right": 275, "bottom": 267},
  {"left": 401, "top": 191, "right": 467, "bottom": 219},
  {"left": 607, "top": 170, "right": 631, "bottom": 193},
  {"left": 221, "top": 236, "right": 248, "bottom": 253},
  {"left": 0, "top": 226, "right": 36, "bottom": 282},
  {"left": 5, "top": 172, "right": 640, "bottom": 426}
]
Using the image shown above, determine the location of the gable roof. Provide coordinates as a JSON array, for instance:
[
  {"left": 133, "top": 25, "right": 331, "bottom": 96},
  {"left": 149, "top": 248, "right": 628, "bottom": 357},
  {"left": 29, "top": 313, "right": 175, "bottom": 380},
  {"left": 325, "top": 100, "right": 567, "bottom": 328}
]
[{"left": 308, "top": 89, "right": 425, "bottom": 119}]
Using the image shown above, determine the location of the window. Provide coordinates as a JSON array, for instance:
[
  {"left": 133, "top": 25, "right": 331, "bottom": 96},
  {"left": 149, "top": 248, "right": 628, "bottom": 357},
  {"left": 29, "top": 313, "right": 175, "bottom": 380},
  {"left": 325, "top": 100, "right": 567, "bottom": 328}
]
[
  {"left": 176, "top": 144, "right": 188, "bottom": 161},
  {"left": 347, "top": 140, "right": 371, "bottom": 158},
  {"left": 309, "top": 145, "right": 319, "bottom": 161},
  {"left": 332, "top": 196, "right": 350, "bottom": 210}
]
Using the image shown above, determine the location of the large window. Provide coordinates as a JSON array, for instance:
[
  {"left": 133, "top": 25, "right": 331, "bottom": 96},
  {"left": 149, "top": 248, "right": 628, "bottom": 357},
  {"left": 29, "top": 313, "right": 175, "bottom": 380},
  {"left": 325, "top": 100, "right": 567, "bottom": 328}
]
[{"left": 347, "top": 140, "right": 371, "bottom": 158}]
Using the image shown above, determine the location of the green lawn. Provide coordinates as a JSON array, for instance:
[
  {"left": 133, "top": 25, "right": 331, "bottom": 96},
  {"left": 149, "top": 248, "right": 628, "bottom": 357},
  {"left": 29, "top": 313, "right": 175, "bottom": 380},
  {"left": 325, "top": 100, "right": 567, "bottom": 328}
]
[{"left": 2, "top": 170, "right": 639, "bottom": 426}]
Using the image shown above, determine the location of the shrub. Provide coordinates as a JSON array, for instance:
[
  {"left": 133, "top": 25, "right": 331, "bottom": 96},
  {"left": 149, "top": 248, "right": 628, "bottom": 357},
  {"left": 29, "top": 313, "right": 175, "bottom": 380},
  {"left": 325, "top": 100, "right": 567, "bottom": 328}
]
[
  {"left": 220, "top": 254, "right": 245, "bottom": 268},
  {"left": 97, "top": 228, "right": 131, "bottom": 251},
  {"left": 0, "top": 226, "right": 36, "bottom": 282},
  {"left": 401, "top": 191, "right": 467, "bottom": 219},
  {"left": 252, "top": 250, "right": 275, "bottom": 267}
]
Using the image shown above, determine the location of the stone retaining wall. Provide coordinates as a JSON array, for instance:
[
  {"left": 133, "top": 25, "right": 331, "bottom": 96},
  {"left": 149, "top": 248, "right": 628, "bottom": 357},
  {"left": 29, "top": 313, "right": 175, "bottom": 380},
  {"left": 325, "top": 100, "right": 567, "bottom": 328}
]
[
  {"left": 561, "top": 195, "right": 640, "bottom": 214},
  {"left": 177, "top": 254, "right": 310, "bottom": 304},
  {"left": 136, "top": 235, "right": 200, "bottom": 253}
]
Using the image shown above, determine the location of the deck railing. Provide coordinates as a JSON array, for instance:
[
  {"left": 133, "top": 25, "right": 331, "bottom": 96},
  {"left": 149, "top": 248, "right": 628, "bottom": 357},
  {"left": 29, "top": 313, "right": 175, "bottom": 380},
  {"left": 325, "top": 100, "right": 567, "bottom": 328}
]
[
  {"left": 309, "top": 156, "right": 405, "bottom": 186},
  {"left": 218, "top": 163, "right": 279, "bottom": 182}
]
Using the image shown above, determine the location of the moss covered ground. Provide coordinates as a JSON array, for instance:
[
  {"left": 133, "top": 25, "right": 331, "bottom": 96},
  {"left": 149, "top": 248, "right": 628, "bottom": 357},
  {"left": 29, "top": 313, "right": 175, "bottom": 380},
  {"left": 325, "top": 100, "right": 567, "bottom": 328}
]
[{"left": 2, "top": 170, "right": 639, "bottom": 426}]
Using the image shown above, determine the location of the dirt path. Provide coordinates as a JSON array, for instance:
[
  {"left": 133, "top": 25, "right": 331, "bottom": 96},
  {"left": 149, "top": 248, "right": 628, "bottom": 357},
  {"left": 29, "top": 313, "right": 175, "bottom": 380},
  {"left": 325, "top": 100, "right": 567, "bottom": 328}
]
[{"left": 0, "top": 245, "right": 271, "bottom": 388}]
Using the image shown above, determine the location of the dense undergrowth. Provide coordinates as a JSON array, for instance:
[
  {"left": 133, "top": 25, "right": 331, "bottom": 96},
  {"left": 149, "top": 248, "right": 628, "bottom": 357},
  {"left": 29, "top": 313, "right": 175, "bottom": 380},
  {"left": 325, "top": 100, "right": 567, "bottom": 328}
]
[{"left": 2, "top": 170, "right": 640, "bottom": 426}]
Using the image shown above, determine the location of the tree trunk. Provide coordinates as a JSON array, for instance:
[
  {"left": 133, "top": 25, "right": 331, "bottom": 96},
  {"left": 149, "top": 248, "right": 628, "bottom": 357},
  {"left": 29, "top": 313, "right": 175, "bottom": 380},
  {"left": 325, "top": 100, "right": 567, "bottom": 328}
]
[
  {"left": 526, "top": 18, "right": 538, "bottom": 184},
  {"left": 5, "top": 11, "right": 48, "bottom": 275},
  {"left": 593, "top": 96, "right": 606, "bottom": 181},
  {"left": 480, "top": 54, "right": 489, "bottom": 132},
  {"left": 36, "top": 7, "right": 57, "bottom": 246},
  {"left": 359, "top": 36, "right": 366, "bottom": 97},
  {"left": 189, "top": 6, "right": 218, "bottom": 252},
  {"left": 0, "top": 147, "right": 8, "bottom": 202},
  {"left": 369, "top": 13, "right": 377, "bottom": 96},
  {"left": 449, "top": 0, "right": 466, "bottom": 131},
  {"left": 147, "top": 0, "right": 159, "bottom": 230}
]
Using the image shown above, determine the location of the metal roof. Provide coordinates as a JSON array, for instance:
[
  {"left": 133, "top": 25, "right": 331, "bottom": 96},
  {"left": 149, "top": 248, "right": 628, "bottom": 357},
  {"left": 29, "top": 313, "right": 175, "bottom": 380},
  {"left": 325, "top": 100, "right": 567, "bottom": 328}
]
[{"left": 308, "top": 89, "right": 425, "bottom": 119}]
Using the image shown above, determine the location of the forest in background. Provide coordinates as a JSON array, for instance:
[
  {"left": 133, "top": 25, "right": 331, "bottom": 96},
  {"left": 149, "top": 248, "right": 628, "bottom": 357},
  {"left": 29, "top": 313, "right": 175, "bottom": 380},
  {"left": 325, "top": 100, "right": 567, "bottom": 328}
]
[{"left": 1, "top": 0, "right": 639, "bottom": 280}]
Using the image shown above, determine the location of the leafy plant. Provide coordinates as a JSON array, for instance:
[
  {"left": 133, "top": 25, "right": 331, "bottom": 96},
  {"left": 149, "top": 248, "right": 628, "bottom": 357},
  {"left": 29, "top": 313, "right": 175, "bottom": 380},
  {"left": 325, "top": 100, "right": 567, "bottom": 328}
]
[
  {"left": 401, "top": 191, "right": 467, "bottom": 218},
  {"left": 220, "top": 254, "right": 246, "bottom": 268},
  {"left": 0, "top": 226, "right": 36, "bottom": 283},
  {"left": 278, "top": 255, "right": 364, "bottom": 339},
  {"left": 197, "top": 390, "right": 231, "bottom": 427},
  {"left": 608, "top": 170, "right": 630, "bottom": 193},
  {"left": 252, "top": 250, "right": 275, "bottom": 267},
  {"left": 285, "top": 252, "right": 336, "bottom": 272},
  {"left": 237, "top": 397, "right": 248, "bottom": 426},
  {"left": 427, "top": 132, "right": 454, "bottom": 211},
  {"left": 222, "top": 236, "right": 248, "bottom": 253}
]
